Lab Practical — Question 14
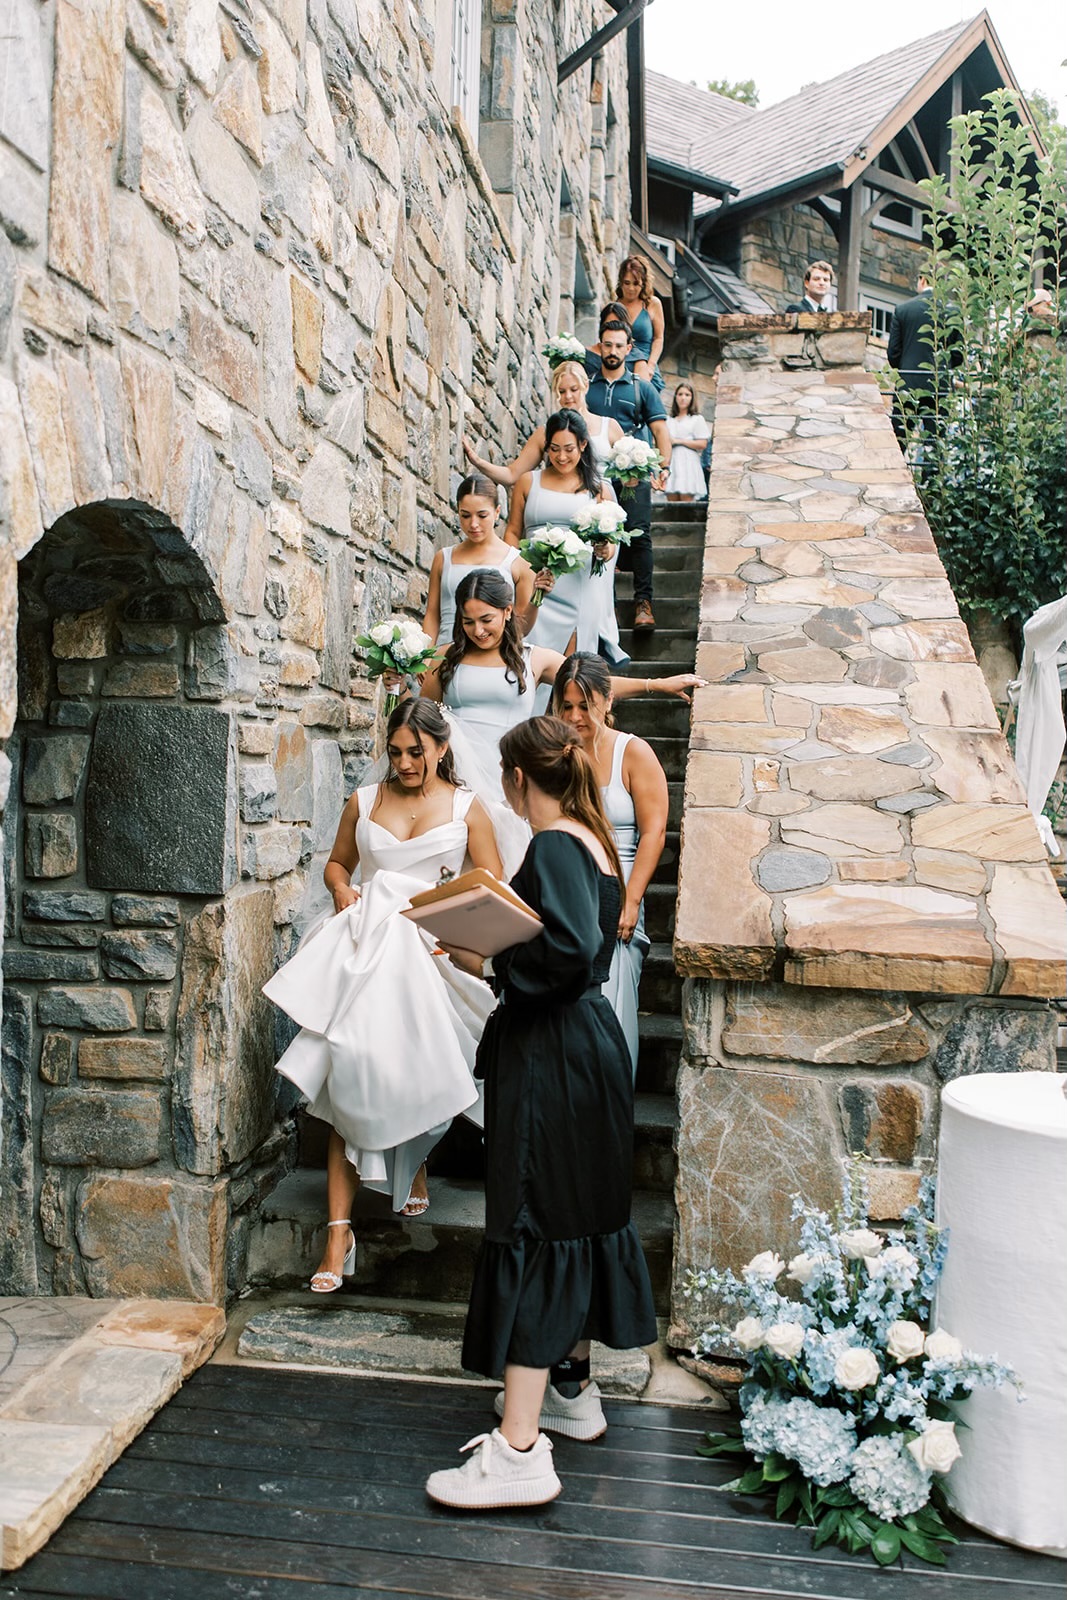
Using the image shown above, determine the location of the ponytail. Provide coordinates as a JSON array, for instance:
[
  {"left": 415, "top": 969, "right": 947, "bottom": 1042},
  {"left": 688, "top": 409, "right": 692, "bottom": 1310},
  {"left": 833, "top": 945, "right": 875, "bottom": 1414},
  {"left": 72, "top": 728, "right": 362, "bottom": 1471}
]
[{"left": 499, "top": 716, "right": 624, "bottom": 885}]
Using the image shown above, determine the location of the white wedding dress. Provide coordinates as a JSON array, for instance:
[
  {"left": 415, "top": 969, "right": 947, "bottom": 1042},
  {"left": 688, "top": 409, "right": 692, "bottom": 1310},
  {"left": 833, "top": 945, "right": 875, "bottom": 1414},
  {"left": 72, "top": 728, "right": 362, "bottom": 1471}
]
[{"left": 264, "top": 783, "right": 496, "bottom": 1210}]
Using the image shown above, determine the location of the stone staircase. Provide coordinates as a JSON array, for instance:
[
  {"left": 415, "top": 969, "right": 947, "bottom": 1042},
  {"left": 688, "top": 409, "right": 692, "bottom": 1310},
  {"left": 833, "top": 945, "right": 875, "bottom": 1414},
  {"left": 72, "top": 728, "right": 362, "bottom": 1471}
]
[{"left": 247, "top": 504, "right": 704, "bottom": 1323}]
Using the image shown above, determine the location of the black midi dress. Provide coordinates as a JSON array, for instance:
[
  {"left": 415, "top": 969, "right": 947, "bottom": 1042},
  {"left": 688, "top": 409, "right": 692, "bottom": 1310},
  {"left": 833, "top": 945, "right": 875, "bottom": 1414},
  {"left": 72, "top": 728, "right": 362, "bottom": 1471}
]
[{"left": 461, "top": 830, "right": 658, "bottom": 1378}]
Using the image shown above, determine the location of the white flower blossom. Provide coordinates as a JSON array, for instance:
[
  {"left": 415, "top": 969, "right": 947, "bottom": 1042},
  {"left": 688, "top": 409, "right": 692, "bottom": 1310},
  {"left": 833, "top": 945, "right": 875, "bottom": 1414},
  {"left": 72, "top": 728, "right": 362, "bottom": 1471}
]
[
  {"left": 733, "top": 1316, "right": 765, "bottom": 1353},
  {"left": 835, "top": 1346, "right": 881, "bottom": 1390},
  {"left": 369, "top": 621, "right": 397, "bottom": 646},
  {"left": 886, "top": 1320, "right": 926, "bottom": 1363},
  {"left": 924, "top": 1328, "right": 963, "bottom": 1363},
  {"left": 908, "top": 1419, "right": 962, "bottom": 1474},
  {"left": 764, "top": 1322, "right": 806, "bottom": 1360},
  {"left": 744, "top": 1251, "right": 785, "bottom": 1281},
  {"left": 787, "top": 1252, "right": 828, "bottom": 1285},
  {"left": 838, "top": 1228, "right": 884, "bottom": 1261}
]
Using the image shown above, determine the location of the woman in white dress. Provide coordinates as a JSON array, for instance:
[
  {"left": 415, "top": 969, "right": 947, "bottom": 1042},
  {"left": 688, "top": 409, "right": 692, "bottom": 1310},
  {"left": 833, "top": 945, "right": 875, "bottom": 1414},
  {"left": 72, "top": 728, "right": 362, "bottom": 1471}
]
[
  {"left": 550, "top": 653, "right": 668, "bottom": 1077},
  {"left": 263, "top": 699, "right": 503, "bottom": 1292},
  {"left": 665, "top": 382, "right": 709, "bottom": 502},
  {"left": 422, "top": 474, "right": 537, "bottom": 649},
  {"left": 463, "top": 365, "right": 626, "bottom": 664}
]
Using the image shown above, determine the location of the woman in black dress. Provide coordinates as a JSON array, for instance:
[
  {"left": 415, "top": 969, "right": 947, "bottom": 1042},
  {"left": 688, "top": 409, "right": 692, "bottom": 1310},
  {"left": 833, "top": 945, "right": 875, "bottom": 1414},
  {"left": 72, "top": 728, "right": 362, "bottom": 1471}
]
[{"left": 425, "top": 716, "right": 657, "bottom": 1510}]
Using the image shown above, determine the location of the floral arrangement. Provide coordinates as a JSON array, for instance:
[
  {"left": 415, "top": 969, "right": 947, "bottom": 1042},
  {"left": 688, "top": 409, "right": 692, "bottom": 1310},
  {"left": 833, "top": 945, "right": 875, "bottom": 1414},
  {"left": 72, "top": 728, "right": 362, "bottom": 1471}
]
[
  {"left": 357, "top": 618, "right": 437, "bottom": 716},
  {"left": 570, "top": 501, "right": 630, "bottom": 576},
  {"left": 684, "top": 1164, "right": 1018, "bottom": 1568},
  {"left": 542, "top": 332, "right": 587, "bottom": 368},
  {"left": 603, "top": 435, "right": 664, "bottom": 490},
  {"left": 518, "top": 526, "right": 588, "bottom": 605}
]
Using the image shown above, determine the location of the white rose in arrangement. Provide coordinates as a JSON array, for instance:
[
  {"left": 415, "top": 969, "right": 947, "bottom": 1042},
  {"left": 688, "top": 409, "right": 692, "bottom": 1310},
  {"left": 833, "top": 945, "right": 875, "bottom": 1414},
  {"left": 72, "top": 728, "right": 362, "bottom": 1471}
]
[
  {"left": 559, "top": 530, "right": 587, "bottom": 557},
  {"left": 744, "top": 1250, "right": 786, "bottom": 1281},
  {"left": 764, "top": 1322, "right": 806, "bottom": 1361},
  {"left": 886, "top": 1320, "right": 926, "bottom": 1362},
  {"left": 733, "top": 1317, "right": 765, "bottom": 1353},
  {"left": 595, "top": 505, "right": 627, "bottom": 534},
  {"left": 369, "top": 621, "right": 397, "bottom": 646},
  {"left": 908, "top": 1420, "right": 962, "bottom": 1475},
  {"left": 786, "top": 1252, "right": 827, "bottom": 1285},
  {"left": 874, "top": 1245, "right": 919, "bottom": 1283},
  {"left": 838, "top": 1228, "right": 884, "bottom": 1261},
  {"left": 924, "top": 1328, "right": 964, "bottom": 1363},
  {"left": 630, "top": 440, "right": 654, "bottom": 465},
  {"left": 834, "top": 1346, "right": 881, "bottom": 1391}
]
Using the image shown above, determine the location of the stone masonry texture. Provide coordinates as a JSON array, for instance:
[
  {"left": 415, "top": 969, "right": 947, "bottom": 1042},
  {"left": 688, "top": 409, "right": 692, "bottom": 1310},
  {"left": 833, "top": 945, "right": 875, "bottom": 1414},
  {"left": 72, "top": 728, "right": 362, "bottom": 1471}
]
[
  {"left": 670, "top": 317, "right": 1065, "bottom": 1347},
  {"left": 0, "top": 0, "right": 630, "bottom": 1298}
]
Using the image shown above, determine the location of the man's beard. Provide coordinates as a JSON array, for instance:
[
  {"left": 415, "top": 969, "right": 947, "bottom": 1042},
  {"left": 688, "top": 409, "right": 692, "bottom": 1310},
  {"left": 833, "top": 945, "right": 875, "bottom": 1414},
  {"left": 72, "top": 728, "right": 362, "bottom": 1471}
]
[{"left": 602, "top": 354, "right": 625, "bottom": 370}]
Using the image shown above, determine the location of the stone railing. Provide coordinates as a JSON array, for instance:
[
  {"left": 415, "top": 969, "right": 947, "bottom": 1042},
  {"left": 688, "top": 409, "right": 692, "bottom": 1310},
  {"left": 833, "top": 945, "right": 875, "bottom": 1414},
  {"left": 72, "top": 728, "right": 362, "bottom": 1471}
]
[{"left": 671, "top": 313, "right": 1066, "bottom": 1346}]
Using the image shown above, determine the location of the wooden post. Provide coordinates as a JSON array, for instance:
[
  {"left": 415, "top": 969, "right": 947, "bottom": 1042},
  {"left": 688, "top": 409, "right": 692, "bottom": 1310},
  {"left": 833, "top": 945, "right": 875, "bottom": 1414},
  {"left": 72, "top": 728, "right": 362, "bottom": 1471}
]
[{"left": 837, "top": 183, "right": 863, "bottom": 310}]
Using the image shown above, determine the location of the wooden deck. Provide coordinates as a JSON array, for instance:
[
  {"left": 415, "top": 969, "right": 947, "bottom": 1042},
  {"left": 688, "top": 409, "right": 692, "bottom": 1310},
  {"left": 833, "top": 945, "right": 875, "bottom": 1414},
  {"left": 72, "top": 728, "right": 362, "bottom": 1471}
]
[{"left": 1, "top": 1364, "right": 1061, "bottom": 1599}]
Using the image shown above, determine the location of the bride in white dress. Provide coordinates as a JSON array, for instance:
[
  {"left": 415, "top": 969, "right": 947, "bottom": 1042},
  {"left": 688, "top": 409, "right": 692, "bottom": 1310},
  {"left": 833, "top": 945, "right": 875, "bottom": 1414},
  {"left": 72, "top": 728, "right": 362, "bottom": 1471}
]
[{"left": 263, "top": 699, "right": 503, "bottom": 1292}]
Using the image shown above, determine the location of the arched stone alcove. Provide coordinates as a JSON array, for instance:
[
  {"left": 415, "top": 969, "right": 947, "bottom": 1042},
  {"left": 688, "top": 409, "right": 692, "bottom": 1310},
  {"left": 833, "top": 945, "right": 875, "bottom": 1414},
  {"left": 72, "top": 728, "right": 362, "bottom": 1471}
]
[{"left": 2, "top": 498, "right": 280, "bottom": 1302}]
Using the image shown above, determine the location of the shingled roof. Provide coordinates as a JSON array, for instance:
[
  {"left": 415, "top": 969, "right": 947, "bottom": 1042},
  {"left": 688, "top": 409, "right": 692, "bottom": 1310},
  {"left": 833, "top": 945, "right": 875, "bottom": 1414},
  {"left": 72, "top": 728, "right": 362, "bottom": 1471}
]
[{"left": 646, "top": 12, "right": 1034, "bottom": 221}]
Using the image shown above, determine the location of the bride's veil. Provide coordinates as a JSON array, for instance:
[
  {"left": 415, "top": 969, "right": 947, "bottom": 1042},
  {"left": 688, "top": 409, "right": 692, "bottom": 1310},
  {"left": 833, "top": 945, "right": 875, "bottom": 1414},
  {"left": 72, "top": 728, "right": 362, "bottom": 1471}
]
[{"left": 293, "top": 709, "right": 530, "bottom": 944}]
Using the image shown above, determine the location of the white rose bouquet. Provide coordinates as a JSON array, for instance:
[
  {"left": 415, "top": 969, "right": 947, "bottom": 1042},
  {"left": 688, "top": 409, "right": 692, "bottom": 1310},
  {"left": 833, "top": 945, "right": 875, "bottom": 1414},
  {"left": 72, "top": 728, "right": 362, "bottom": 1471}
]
[
  {"left": 356, "top": 617, "right": 437, "bottom": 716},
  {"left": 602, "top": 435, "right": 664, "bottom": 492},
  {"left": 683, "top": 1161, "right": 1018, "bottom": 1569},
  {"left": 541, "top": 332, "right": 587, "bottom": 368},
  {"left": 518, "top": 526, "right": 588, "bottom": 605},
  {"left": 570, "top": 501, "right": 630, "bottom": 576}
]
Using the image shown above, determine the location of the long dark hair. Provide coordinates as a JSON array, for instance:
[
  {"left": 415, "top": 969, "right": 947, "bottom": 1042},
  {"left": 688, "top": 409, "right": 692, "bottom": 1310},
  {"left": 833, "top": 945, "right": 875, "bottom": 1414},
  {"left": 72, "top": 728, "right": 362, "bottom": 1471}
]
[
  {"left": 549, "top": 651, "right": 614, "bottom": 726},
  {"left": 438, "top": 569, "right": 527, "bottom": 698},
  {"left": 455, "top": 473, "right": 499, "bottom": 507},
  {"left": 671, "top": 382, "right": 696, "bottom": 418},
  {"left": 599, "top": 300, "right": 633, "bottom": 335},
  {"left": 385, "top": 699, "right": 459, "bottom": 787},
  {"left": 499, "top": 716, "right": 623, "bottom": 884},
  {"left": 543, "top": 409, "right": 601, "bottom": 497}
]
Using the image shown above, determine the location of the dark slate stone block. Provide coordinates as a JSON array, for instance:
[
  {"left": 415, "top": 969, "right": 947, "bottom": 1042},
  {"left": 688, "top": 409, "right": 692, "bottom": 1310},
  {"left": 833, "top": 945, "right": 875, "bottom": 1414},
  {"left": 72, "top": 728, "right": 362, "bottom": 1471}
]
[
  {"left": 111, "top": 896, "right": 181, "bottom": 927},
  {"left": 21, "top": 735, "right": 90, "bottom": 804},
  {"left": 100, "top": 930, "right": 178, "bottom": 980},
  {"left": 22, "top": 889, "right": 107, "bottom": 922},
  {"left": 37, "top": 986, "right": 136, "bottom": 1031},
  {"left": 85, "top": 704, "right": 236, "bottom": 895},
  {"left": 934, "top": 1003, "right": 1057, "bottom": 1082},
  {"left": 3, "top": 950, "right": 99, "bottom": 982},
  {"left": 41, "top": 1087, "right": 161, "bottom": 1167},
  {"left": 0, "top": 990, "right": 39, "bottom": 1290}
]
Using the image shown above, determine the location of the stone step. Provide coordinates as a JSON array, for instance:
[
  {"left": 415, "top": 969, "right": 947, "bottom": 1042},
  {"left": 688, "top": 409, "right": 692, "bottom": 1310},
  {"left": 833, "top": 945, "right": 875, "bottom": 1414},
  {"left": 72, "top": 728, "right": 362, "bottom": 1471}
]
[
  {"left": 616, "top": 545, "right": 703, "bottom": 576},
  {"left": 635, "top": 1012, "right": 683, "bottom": 1097},
  {"left": 614, "top": 696, "right": 693, "bottom": 740},
  {"left": 628, "top": 736, "right": 687, "bottom": 782},
  {"left": 619, "top": 627, "right": 698, "bottom": 664},
  {"left": 643, "top": 881, "right": 677, "bottom": 941},
  {"left": 649, "top": 503, "right": 708, "bottom": 524},
  {"left": 248, "top": 1170, "right": 676, "bottom": 1314},
  {"left": 617, "top": 596, "right": 699, "bottom": 631},
  {"left": 613, "top": 567, "right": 699, "bottom": 599},
  {"left": 640, "top": 941, "right": 683, "bottom": 1013},
  {"left": 633, "top": 1091, "right": 678, "bottom": 1192}
]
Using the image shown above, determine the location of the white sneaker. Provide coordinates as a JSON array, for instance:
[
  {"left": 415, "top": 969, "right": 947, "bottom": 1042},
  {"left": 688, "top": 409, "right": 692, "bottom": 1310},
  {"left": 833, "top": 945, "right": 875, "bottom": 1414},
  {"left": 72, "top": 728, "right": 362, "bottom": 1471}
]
[
  {"left": 425, "top": 1428, "right": 562, "bottom": 1509},
  {"left": 493, "top": 1380, "right": 607, "bottom": 1441}
]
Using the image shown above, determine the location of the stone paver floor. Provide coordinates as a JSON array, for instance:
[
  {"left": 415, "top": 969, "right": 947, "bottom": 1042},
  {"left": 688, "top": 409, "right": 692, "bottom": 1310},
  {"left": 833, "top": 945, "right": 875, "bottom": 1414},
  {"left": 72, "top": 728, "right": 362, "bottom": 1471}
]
[{"left": 0, "top": 1297, "right": 224, "bottom": 1572}]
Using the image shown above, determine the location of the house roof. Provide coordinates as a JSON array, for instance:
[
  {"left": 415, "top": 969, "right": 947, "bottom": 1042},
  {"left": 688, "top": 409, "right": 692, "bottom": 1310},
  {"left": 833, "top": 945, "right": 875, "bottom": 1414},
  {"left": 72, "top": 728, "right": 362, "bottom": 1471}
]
[{"left": 646, "top": 12, "right": 1036, "bottom": 223}]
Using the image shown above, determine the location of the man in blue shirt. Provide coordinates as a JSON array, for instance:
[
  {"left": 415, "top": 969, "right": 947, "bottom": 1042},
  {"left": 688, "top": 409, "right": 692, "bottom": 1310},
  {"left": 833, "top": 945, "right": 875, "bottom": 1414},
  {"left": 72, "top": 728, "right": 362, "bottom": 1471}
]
[{"left": 586, "top": 320, "right": 671, "bottom": 630}]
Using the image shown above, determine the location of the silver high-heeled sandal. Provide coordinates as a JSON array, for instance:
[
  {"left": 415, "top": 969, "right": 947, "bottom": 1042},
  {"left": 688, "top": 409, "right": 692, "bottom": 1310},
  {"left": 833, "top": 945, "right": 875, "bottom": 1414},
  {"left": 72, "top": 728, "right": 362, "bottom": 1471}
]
[{"left": 310, "top": 1219, "right": 356, "bottom": 1293}]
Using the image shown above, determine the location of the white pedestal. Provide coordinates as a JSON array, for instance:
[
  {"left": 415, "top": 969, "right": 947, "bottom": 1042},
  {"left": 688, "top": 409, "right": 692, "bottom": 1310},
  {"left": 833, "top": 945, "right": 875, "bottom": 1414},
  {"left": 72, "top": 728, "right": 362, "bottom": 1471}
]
[{"left": 937, "top": 1070, "right": 1067, "bottom": 1556}]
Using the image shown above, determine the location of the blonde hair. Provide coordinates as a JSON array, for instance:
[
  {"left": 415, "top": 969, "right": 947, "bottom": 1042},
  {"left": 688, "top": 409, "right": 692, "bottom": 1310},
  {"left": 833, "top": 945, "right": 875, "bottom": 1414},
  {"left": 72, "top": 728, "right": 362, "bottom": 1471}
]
[{"left": 551, "top": 361, "right": 589, "bottom": 401}]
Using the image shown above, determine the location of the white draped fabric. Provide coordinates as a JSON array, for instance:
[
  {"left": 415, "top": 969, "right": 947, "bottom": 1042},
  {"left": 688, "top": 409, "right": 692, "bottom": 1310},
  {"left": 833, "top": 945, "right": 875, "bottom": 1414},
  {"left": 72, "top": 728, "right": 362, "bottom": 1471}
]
[
  {"left": 1009, "top": 594, "right": 1067, "bottom": 857},
  {"left": 265, "top": 786, "right": 495, "bottom": 1209},
  {"left": 936, "top": 1071, "right": 1067, "bottom": 1556}
]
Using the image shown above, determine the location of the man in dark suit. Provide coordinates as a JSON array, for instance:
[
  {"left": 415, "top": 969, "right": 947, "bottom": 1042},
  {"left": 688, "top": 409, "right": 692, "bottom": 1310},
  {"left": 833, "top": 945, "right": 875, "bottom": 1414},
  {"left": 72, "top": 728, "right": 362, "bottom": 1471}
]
[
  {"left": 887, "top": 273, "right": 943, "bottom": 442},
  {"left": 786, "top": 261, "right": 834, "bottom": 314}
]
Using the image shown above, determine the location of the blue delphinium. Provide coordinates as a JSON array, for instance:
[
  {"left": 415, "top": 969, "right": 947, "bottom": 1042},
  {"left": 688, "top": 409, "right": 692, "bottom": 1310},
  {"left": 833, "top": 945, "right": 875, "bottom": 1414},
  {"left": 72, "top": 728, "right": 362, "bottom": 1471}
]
[{"left": 849, "top": 1435, "right": 931, "bottom": 1520}]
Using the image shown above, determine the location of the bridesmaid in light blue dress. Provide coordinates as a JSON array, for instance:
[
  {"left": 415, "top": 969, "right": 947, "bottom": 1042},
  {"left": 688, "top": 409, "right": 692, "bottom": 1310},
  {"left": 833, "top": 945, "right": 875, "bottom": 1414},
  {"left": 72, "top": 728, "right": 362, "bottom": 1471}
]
[
  {"left": 422, "top": 475, "right": 536, "bottom": 649},
  {"left": 551, "top": 653, "right": 669, "bottom": 1078}
]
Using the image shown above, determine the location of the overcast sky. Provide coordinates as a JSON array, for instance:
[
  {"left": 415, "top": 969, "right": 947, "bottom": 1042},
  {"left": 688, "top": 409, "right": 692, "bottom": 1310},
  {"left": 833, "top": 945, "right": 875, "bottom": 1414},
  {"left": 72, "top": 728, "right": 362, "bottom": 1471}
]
[{"left": 643, "top": 1, "right": 1067, "bottom": 121}]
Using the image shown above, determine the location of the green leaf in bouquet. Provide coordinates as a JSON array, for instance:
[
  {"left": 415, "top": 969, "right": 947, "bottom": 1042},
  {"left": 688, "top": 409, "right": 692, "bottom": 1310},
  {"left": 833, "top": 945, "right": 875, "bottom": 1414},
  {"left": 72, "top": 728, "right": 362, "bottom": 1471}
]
[
  {"left": 870, "top": 1525, "right": 901, "bottom": 1565},
  {"left": 761, "top": 1452, "right": 792, "bottom": 1482},
  {"left": 819, "top": 1484, "right": 856, "bottom": 1507},
  {"left": 696, "top": 1434, "right": 749, "bottom": 1459},
  {"left": 797, "top": 1479, "right": 815, "bottom": 1522},
  {"left": 775, "top": 1476, "right": 799, "bottom": 1519},
  {"left": 811, "top": 1511, "right": 841, "bottom": 1549},
  {"left": 726, "top": 1467, "right": 768, "bottom": 1495},
  {"left": 842, "top": 1510, "right": 874, "bottom": 1551},
  {"left": 899, "top": 1528, "right": 948, "bottom": 1565}
]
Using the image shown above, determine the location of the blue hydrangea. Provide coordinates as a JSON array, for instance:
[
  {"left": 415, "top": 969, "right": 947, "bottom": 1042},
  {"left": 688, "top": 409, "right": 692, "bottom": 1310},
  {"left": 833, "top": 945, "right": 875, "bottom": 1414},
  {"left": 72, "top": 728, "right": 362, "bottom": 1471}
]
[
  {"left": 741, "top": 1393, "right": 857, "bottom": 1487},
  {"left": 849, "top": 1435, "right": 931, "bottom": 1520}
]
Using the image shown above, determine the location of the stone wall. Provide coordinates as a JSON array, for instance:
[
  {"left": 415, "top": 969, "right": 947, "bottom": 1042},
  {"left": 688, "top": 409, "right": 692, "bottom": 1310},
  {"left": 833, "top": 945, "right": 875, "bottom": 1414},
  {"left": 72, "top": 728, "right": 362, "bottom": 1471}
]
[
  {"left": 671, "top": 313, "right": 1066, "bottom": 1347},
  {"left": 0, "top": 0, "right": 630, "bottom": 1298},
  {"left": 718, "top": 202, "right": 923, "bottom": 312}
]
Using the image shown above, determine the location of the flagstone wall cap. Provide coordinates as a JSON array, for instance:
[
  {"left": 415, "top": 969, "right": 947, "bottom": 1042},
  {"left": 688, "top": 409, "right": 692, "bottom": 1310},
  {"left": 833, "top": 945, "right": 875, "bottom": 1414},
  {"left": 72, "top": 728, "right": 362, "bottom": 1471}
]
[
  {"left": 718, "top": 313, "right": 872, "bottom": 333},
  {"left": 675, "top": 360, "right": 1067, "bottom": 999}
]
